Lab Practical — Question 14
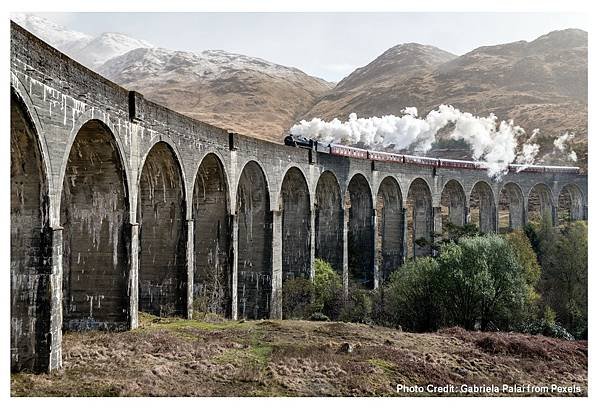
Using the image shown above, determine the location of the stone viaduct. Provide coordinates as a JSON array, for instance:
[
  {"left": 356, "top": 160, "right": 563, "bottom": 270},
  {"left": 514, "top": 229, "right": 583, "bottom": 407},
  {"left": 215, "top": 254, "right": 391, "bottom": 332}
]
[{"left": 10, "top": 22, "right": 588, "bottom": 373}]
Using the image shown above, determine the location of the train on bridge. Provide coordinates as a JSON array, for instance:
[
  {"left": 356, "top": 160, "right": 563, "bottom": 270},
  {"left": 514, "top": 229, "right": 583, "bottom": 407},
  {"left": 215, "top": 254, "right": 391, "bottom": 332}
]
[{"left": 284, "top": 134, "right": 580, "bottom": 174}]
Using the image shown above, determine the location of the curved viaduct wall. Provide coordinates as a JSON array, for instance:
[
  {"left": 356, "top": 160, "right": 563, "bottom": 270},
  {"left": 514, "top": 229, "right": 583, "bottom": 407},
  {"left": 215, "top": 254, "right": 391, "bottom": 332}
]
[{"left": 10, "top": 23, "right": 588, "bottom": 372}]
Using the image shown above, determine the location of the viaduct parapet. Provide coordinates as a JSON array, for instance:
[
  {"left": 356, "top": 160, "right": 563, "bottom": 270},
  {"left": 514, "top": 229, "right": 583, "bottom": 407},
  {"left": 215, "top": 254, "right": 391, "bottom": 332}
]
[{"left": 10, "top": 22, "right": 587, "bottom": 372}]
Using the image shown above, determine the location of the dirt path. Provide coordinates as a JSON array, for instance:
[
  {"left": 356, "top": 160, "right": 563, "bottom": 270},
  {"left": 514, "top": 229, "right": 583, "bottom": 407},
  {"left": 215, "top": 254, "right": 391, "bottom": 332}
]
[{"left": 11, "top": 314, "right": 587, "bottom": 396}]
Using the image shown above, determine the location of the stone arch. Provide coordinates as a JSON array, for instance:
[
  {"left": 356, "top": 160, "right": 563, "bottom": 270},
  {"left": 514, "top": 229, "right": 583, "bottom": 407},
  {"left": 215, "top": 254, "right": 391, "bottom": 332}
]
[
  {"left": 60, "top": 119, "right": 130, "bottom": 330},
  {"left": 192, "top": 153, "right": 231, "bottom": 317},
  {"left": 11, "top": 92, "right": 52, "bottom": 372},
  {"left": 280, "top": 167, "right": 311, "bottom": 282},
  {"left": 138, "top": 141, "right": 187, "bottom": 317},
  {"left": 558, "top": 184, "right": 584, "bottom": 223},
  {"left": 236, "top": 161, "right": 272, "bottom": 320},
  {"left": 314, "top": 171, "right": 343, "bottom": 272},
  {"left": 440, "top": 179, "right": 467, "bottom": 236},
  {"left": 59, "top": 109, "right": 134, "bottom": 223},
  {"left": 498, "top": 182, "right": 525, "bottom": 232},
  {"left": 345, "top": 173, "right": 374, "bottom": 288},
  {"left": 527, "top": 183, "right": 554, "bottom": 224},
  {"left": 469, "top": 181, "right": 496, "bottom": 233},
  {"left": 407, "top": 178, "right": 433, "bottom": 258},
  {"left": 375, "top": 176, "right": 403, "bottom": 282},
  {"left": 234, "top": 157, "right": 272, "bottom": 209}
]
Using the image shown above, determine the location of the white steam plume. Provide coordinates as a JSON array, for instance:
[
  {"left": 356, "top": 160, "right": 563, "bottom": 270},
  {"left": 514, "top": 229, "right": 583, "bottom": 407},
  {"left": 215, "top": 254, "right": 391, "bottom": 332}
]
[{"left": 290, "top": 105, "right": 563, "bottom": 177}]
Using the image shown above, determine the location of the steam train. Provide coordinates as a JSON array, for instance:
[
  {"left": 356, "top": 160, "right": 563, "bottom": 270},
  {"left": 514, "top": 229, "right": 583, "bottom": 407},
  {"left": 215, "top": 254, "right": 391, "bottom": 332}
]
[{"left": 284, "top": 134, "right": 580, "bottom": 174}]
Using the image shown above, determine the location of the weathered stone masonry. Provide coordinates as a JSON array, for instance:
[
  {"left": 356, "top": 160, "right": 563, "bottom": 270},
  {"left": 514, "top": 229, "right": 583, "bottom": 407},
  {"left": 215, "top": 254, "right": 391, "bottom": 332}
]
[{"left": 10, "top": 22, "right": 588, "bottom": 372}]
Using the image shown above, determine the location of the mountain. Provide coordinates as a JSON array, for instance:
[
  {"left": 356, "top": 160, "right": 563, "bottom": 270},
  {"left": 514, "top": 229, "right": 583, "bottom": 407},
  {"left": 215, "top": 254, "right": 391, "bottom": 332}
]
[
  {"left": 98, "top": 48, "right": 331, "bottom": 141},
  {"left": 302, "top": 30, "right": 588, "bottom": 164},
  {"left": 12, "top": 14, "right": 332, "bottom": 142},
  {"left": 11, "top": 14, "right": 150, "bottom": 70},
  {"left": 75, "top": 33, "right": 152, "bottom": 68},
  {"left": 11, "top": 13, "right": 92, "bottom": 55}
]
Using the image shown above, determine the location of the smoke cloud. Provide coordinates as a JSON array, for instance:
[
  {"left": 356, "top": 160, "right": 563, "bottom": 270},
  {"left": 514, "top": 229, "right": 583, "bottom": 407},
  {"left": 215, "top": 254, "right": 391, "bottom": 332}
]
[{"left": 290, "top": 105, "right": 574, "bottom": 177}]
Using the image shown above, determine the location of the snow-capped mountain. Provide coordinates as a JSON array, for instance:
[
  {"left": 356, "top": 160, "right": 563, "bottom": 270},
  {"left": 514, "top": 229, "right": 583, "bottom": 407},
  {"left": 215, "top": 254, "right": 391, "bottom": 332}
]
[
  {"left": 11, "top": 13, "right": 152, "bottom": 69},
  {"left": 11, "top": 13, "right": 92, "bottom": 55},
  {"left": 99, "top": 47, "right": 322, "bottom": 85},
  {"left": 98, "top": 47, "right": 332, "bottom": 141},
  {"left": 11, "top": 13, "right": 332, "bottom": 141},
  {"left": 74, "top": 32, "right": 152, "bottom": 68}
]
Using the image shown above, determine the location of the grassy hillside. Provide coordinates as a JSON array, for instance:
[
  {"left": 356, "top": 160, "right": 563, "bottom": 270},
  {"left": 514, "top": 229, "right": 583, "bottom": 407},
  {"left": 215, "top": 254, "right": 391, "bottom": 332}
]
[{"left": 11, "top": 313, "right": 587, "bottom": 397}]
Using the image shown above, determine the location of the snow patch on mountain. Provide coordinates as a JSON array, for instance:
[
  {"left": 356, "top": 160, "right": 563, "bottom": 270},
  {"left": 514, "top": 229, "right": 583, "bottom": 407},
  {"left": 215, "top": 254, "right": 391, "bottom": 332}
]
[{"left": 98, "top": 47, "right": 318, "bottom": 85}]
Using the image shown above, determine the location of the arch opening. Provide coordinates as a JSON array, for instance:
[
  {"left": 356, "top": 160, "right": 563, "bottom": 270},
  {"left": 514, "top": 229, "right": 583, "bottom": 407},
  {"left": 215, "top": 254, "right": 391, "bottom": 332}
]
[
  {"left": 345, "top": 174, "right": 374, "bottom": 289},
  {"left": 558, "top": 184, "right": 584, "bottom": 224},
  {"left": 527, "top": 184, "right": 554, "bottom": 224},
  {"left": 192, "top": 154, "right": 231, "bottom": 317},
  {"left": 11, "top": 95, "right": 51, "bottom": 371},
  {"left": 498, "top": 183, "right": 525, "bottom": 232},
  {"left": 440, "top": 180, "right": 466, "bottom": 237},
  {"left": 406, "top": 178, "right": 433, "bottom": 258},
  {"left": 236, "top": 161, "right": 272, "bottom": 320},
  {"left": 61, "top": 120, "right": 129, "bottom": 330},
  {"left": 315, "top": 172, "right": 343, "bottom": 272},
  {"left": 138, "top": 142, "right": 187, "bottom": 317},
  {"left": 280, "top": 168, "right": 311, "bottom": 281},
  {"left": 375, "top": 177, "right": 403, "bottom": 283},
  {"left": 469, "top": 181, "right": 496, "bottom": 233}
]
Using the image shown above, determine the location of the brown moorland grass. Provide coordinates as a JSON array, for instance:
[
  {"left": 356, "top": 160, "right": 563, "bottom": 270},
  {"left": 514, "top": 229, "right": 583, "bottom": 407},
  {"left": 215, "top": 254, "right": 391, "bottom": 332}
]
[{"left": 11, "top": 314, "right": 587, "bottom": 397}]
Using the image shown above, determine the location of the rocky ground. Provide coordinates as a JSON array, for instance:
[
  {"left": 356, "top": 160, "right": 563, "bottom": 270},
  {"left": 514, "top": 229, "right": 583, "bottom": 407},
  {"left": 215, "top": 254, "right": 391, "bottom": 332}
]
[{"left": 11, "top": 313, "right": 587, "bottom": 397}]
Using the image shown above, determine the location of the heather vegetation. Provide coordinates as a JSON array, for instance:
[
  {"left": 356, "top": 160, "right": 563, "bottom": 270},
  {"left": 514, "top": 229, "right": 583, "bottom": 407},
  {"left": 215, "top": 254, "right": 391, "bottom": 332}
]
[{"left": 285, "top": 215, "right": 587, "bottom": 340}]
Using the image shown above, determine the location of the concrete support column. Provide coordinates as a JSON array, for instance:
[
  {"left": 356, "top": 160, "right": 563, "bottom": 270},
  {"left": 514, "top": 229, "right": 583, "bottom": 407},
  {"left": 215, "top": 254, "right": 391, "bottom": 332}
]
[
  {"left": 583, "top": 204, "right": 588, "bottom": 221},
  {"left": 372, "top": 209, "right": 379, "bottom": 290},
  {"left": 230, "top": 214, "right": 239, "bottom": 320},
  {"left": 401, "top": 208, "right": 408, "bottom": 262},
  {"left": 342, "top": 207, "right": 349, "bottom": 298},
  {"left": 186, "top": 219, "right": 194, "bottom": 319},
  {"left": 551, "top": 206, "right": 558, "bottom": 226},
  {"left": 128, "top": 223, "right": 139, "bottom": 329},
  {"left": 48, "top": 226, "right": 64, "bottom": 371},
  {"left": 271, "top": 210, "right": 283, "bottom": 320},
  {"left": 309, "top": 208, "right": 316, "bottom": 281},
  {"left": 432, "top": 206, "right": 442, "bottom": 255}
]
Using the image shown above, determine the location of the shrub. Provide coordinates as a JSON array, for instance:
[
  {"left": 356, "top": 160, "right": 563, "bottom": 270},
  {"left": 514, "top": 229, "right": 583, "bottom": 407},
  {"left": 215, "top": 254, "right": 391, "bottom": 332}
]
[
  {"left": 308, "top": 312, "right": 330, "bottom": 321},
  {"left": 382, "top": 257, "right": 442, "bottom": 331},
  {"left": 341, "top": 286, "right": 373, "bottom": 324},
  {"left": 313, "top": 258, "right": 344, "bottom": 320},
  {"left": 282, "top": 277, "right": 313, "bottom": 319},
  {"left": 517, "top": 320, "right": 575, "bottom": 341}
]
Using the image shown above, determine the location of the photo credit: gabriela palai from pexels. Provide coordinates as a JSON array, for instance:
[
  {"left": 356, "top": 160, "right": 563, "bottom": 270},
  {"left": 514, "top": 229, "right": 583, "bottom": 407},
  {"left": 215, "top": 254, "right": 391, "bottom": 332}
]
[{"left": 396, "top": 383, "right": 583, "bottom": 396}]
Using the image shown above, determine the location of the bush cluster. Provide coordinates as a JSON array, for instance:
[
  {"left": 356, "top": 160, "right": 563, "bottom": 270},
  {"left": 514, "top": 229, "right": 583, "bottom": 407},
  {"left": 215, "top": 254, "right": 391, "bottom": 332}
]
[{"left": 282, "top": 218, "right": 586, "bottom": 341}]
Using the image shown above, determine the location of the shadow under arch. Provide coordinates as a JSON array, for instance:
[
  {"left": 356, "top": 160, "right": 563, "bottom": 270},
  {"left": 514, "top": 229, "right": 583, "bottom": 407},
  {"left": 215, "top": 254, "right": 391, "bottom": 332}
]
[
  {"left": 440, "top": 179, "right": 467, "bottom": 236},
  {"left": 376, "top": 176, "right": 404, "bottom": 283},
  {"left": 60, "top": 119, "right": 131, "bottom": 331},
  {"left": 469, "top": 180, "right": 496, "bottom": 233},
  {"left": 406, "top": 178, "right": 433, "bottom": 258},
  {"left": 236, "top": 160, "right": 272, "bottom": 320},
  {"left": 345, "top": 173, "right": 374, "bottom": 289},
  {"left": 192, "top": 152, "right": 231, "bottom": 317},
  {"left": 498, "top": 182, "right": 525, "bottom": 232},
  {"left": 137, "top": 141, "right": 187, "bottom": 317},
  {"left": 558, "top": 184, "right": 585, "bottom": 223},
  {"left": 314, "top": 170, "right": 344, "bottom": 272},
  {"left": 280, "top": 166, "right": 311, "bottom": 282},
  {"left": 527, "top": 183, "right": 554, "bottom": 224},
  {"left": 11, "top": 90, "right": 53, "bottom": 372}
]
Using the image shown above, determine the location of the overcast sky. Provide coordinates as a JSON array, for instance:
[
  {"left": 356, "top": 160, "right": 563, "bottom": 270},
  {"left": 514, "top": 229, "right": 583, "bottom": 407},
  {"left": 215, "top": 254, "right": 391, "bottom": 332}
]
[{"left": 35, "top": 12, "right": 588, "bottom": 82}]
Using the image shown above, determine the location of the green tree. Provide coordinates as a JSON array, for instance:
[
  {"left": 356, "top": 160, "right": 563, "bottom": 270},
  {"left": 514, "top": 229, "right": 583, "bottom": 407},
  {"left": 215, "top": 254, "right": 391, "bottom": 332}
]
[
  {"left": 312, "top": 258, "right": 344, "bottom": 319},
  {"left": 437, "top": 235, "right": 528, "bottom": 330},
  {"left": 505, "top": 229, "right": 542, "bottom": 319},
  {"left": 383, "top": 257, "right": 442, "bottom": 331},
  {"left": 538, "top": 221, "right": 588, "bottom": 338}
]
